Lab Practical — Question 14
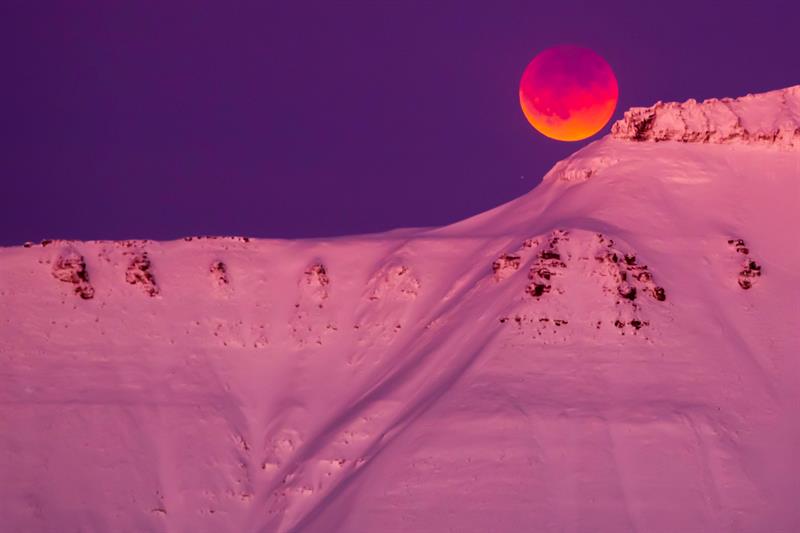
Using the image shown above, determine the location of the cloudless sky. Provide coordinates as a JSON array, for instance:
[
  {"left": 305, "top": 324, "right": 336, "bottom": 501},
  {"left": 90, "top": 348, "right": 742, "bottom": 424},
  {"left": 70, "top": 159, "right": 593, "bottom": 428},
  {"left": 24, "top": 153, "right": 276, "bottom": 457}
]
[{"left": 2, "top": 1, "right": 798, "bottom": 245}]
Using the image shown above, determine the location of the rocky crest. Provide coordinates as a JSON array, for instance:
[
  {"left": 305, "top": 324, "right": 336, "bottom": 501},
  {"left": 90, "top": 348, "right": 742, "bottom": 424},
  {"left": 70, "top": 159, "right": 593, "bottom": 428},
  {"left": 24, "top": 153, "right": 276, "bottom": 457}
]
[
  {"left": 125, "top": 252, "right": 159, "bottom": 297},
  {"left": 51, "top": 249, "right": 95, "bottom": 300},
  {"left": 611, "top": 85, "right": 800, "bottom": 147}
]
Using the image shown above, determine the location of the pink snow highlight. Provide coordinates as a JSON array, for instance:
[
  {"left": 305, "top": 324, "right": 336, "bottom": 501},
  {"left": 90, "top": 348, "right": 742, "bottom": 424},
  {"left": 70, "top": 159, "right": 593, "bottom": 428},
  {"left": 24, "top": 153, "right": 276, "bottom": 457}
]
[{"left": 1, "top": 86, "right": 799, "bottom": 533}]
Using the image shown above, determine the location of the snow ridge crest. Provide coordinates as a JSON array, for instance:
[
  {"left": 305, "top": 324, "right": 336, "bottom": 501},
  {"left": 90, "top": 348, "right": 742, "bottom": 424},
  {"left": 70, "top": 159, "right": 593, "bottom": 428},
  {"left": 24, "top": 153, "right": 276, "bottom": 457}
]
[{"left": 611, "top": 85, "right": 800, "bottom": 147}]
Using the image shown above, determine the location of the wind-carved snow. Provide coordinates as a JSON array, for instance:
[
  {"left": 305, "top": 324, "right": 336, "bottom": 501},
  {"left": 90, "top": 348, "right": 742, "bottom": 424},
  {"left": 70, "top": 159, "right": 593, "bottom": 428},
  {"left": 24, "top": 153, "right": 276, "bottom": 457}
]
[
  {"left": 365, "top": 264, "right": 419, "bottom": 302},
  {"left": 206, "top": 318, "right": 269, "bottom": 349},
  {"left": 2, "top": 85, "right": 799, "bottom": 533},
  {"left": 546, "top": 154, "right": 620, "bottom": 182},
  {"left": 351, "top": 263, "right": 420, "bottom": 361},
  {"left": 612, "top": 85, "right": 800, "bottom": 147}
]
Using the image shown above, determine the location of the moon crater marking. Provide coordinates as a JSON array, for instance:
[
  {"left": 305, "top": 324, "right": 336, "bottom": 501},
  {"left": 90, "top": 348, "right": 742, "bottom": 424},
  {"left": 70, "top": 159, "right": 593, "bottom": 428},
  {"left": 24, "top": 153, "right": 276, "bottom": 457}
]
[{"left": 520, "top": 45, "right": 619, "bottom": 142}]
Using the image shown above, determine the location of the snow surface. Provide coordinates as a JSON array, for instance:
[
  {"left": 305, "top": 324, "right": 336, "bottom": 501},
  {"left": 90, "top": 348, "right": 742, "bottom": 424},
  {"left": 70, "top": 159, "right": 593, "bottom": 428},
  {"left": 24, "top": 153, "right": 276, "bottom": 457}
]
[{"left": 1, "top": 87, "right": 799, "bottom": 533}]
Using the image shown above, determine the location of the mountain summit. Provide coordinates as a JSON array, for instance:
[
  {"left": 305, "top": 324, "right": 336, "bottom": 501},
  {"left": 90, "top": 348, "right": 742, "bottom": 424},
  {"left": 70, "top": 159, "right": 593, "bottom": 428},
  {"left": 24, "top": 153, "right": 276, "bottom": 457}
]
[
  {"left": 611, "top": 84, "right": 800, "bottom": 146},
  {"left": 1, "top": 86, "right": 798, "bottom": 533}
]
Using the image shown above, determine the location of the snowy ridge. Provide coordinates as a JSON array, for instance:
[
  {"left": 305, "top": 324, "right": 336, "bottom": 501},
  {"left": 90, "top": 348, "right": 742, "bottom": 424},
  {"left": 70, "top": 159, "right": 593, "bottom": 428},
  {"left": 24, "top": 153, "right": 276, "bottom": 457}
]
[
  {"left": 1, "top": 87, "right": 799, "bottom": 533},
  {"left": 611, "top": 85, "right": 800, "bottom": 147}
]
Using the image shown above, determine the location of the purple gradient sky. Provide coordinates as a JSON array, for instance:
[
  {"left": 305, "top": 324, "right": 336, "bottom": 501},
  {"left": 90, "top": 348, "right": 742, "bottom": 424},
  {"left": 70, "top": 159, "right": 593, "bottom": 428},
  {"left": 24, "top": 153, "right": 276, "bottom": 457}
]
[{"left": 2, "top": 2, "right": 798, "bottom": 245}]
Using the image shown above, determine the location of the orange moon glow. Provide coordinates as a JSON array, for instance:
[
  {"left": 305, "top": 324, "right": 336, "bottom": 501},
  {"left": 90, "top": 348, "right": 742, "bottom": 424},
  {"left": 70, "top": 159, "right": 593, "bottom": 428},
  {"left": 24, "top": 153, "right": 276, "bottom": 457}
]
[{"left": 520, "top": 45, "right": 618, "bottom": 141}]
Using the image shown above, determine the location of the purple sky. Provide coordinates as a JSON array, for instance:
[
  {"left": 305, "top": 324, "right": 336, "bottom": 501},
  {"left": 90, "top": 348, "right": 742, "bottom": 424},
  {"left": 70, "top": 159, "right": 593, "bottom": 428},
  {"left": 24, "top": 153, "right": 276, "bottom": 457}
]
[{"left": 2, "top": 2, "right": 798, "bottom": 245}]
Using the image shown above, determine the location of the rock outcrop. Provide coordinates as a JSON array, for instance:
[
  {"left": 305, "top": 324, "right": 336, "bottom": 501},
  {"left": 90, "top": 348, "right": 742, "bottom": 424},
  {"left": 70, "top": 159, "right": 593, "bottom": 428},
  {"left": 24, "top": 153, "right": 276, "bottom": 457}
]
[
  {"left": 52, "top": 249, "right": 95, "bottom": 299},
  {"left": 728, "top": 238, "right": 763, "bottom": 290},
  {"left": 611, "top": 85, "right": 800, "bottom": 147},
  {"left": 210, "top": 260, "right": 230, "bottom": 288},
  {"left": 125, "top": 252, "right": 159, "bottom": 296}
]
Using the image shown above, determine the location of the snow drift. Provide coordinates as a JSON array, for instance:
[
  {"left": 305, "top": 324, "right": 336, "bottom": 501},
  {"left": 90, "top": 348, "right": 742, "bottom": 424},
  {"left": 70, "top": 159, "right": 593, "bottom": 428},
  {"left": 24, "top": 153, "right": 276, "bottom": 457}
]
[{"left": 1, "top": 86, "right": 799, "bottom": 533}]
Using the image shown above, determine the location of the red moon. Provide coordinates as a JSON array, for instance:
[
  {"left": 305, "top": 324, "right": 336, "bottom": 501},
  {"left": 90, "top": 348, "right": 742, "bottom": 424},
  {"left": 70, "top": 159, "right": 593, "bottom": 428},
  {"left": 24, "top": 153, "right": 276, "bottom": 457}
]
[{"left": 520, "top": 45, "right": 618, "bottom": 141}]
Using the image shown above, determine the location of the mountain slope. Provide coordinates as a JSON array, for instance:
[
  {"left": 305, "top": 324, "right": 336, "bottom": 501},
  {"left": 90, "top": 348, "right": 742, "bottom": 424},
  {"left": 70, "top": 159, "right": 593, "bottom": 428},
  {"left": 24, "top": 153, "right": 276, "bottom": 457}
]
[{"left": 1, "top": 86, "right": 799, "bottom": 533}]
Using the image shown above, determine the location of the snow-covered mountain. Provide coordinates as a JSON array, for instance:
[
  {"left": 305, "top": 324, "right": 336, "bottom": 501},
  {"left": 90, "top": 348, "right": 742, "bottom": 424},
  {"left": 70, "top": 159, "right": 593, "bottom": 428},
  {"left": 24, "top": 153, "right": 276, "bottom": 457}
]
[{"left": 1, "top": 86, "right": 799, "bottom": 533}]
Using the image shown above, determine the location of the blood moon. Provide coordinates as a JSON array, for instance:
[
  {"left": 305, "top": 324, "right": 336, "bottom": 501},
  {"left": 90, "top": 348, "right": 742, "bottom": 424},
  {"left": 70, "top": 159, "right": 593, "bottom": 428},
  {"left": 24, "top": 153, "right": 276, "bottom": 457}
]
[{"left": 519, "top": 45, "right": 618, "bottom": 141}]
